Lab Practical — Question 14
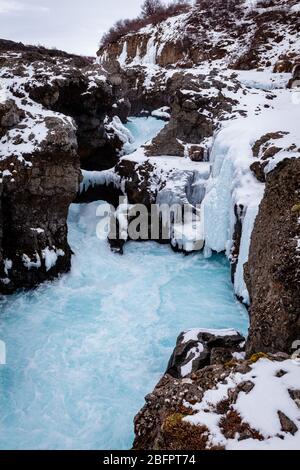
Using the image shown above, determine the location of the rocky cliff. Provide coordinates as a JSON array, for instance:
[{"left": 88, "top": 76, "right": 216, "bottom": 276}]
[
  {"left": 0, "top": 40, "right": 129, "bottom": 293},
  {"left": 98, "top": 0, "right": 300, "bottom": 71},
  {"left": 98, "top": 0, "right": 300, "bottom": 156},
  {"left": 133, "top": 330, "right": 300, "bottom": 450},
  {"left": 246, "top": 157, "right": 300, "bottom": 355}
]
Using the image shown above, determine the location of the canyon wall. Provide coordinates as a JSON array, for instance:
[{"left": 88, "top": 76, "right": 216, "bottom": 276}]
[{"left": 0, "top": 40, "right": 129, "bottom": 293}]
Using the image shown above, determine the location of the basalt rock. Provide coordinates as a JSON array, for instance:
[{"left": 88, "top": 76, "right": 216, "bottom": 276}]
[
  {"left": 0, "top": 117, "right": 81, "bottom": 294},
  {"left": 145, "top": 72, "right": 238, "bottom": 157},
  {"left": 166, "top": 329, "right": 245, "bottom": 379},
  {"left": 0, "top": 39, "right": 129, "bottom": 172},
  {"left": 0, "top": 40, "right": 129, "bottom": 293},
  {"left": 245, "top": 158, "right": 300, "bottom": 355},
  {"left": 133, "top": 345, "right": 263, "bottom": 450},
  {"left": 133, "top": 341, "right": 298, "bottom": 450}
]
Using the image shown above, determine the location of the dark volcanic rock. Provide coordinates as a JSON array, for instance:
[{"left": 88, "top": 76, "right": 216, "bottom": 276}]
[
  {"left": 245, "top": 158, "right": 300, "bottom": 355},
  {"left": 0, "top": 118, "right": 81, "bottom": 294},
  {"left": 0, "top": 40, "right": 130, "bottom": 293},
  {"left": 167, "top": 329, "right": 245, "bottom": 378},
  {"left": 133, "top": 364, "right": 228, "bottom": 450},
  {"left": 278, "top": 411, "right": 298, "bottom": 435},
  {"left": 146, "top": 73, "right": 236, "bottom": 157},
  {"left": 132, "top": 349, "right": 266, "bottom": 450}
]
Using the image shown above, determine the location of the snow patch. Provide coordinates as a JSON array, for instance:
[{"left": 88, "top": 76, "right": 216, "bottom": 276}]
[
  {"left": 182, "top": 328, "right": 241, "bottom": 344},
  {"left": 42, "top": 247, "right": 65, "bottom": 272},
  {"left": 185, "top": 358, "right": 300, "bottom": 450},
  {"left": 22, "top": 253, "right": 41, "bottom": 270}
]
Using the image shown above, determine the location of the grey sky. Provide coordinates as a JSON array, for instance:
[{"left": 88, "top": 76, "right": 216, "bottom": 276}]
[{"left": 0, "top": 0, "right": 145, "bottom": 55}]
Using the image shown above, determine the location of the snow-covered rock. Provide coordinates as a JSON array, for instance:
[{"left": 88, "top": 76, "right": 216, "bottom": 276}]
[
  {"left": 0, "top": 39, "right": 130, "bottom": 293},
  {"left": 134, "top": 343, "right": 300, "bottom": 450}
]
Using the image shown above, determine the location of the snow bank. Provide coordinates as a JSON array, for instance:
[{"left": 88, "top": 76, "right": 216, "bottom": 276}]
[
  {"left": 106, "top": 116, "right": 134, "bottom": 154},
  {"left": 151, "top": 107, "right": 170, "bottom": 120}
]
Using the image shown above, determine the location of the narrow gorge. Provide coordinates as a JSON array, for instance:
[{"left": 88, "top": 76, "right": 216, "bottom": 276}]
[{"left": 0, "top": 0, "right": 300, "bottom": 451}]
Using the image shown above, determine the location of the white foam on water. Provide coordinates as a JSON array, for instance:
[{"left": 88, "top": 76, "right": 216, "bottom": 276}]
[
  {"left": 0, "top": 201, "right": 248, "bottom": 450},
  {"left": 125, "top": 116, "right": 165, "bottom": 153}
]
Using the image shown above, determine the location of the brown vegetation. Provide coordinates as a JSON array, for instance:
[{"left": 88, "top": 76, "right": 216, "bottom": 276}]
[
  {"left": 99, "top": 0, "right": 190, "bottom": 48},
  {"left": 219, "top": 410, "right": 264, "bottom": 441}
]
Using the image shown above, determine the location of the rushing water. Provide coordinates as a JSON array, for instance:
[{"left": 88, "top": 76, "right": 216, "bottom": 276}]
[
  {"left": 125, "top": 116, "right": 166, "bottom": 152},
  {"left": 0, "top": 203, "right": 248, "bottom": 450},
  {"left": 0, "top": 117, "right": 248, "bottom": 450}
]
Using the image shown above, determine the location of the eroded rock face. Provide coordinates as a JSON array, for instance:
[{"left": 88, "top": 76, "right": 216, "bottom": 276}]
[
  {"left": 0, "top": 40, "right": 129, "bottom": 293},
  {"left": 0, "top": 40, "right": 129, "bottom": 172},
  {"left": 133, "top": 365, "right": 230, "bottom": 450},
  {"left": 98, "top": 0, "right": 300, "bottom": 71},
  {"left": 245, "top": 158, "right": 300, "bottom": 355},
  {"left": 146, "top": 72, "right": 238, "bottom": 157},
  {"left": 0, "top": 117, "right": 81, "bottom": 293}
]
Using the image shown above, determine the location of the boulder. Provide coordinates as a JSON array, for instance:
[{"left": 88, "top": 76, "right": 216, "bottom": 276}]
[{"left": 167, "top": 329, "right": 245, "bottom": 378}]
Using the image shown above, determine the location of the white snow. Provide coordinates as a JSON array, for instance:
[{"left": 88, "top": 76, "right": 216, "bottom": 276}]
[
  {"left": 182, "top": 328, "right": 241, "bottom": 344},
  {"left": 106, "top": 116, "right": 134, "bottom": 154},
  {"left": 151, "top": 107, "right": 170, "bottom": 120},
  {"left": 171, "top": 218, "right": 204, "bottom": 253},
  {"left": 22, "top": 253, "right": 42, "bottom": 270},
  {"left": 291, "top": 2, "right": 300, "bottom": 14},
  {"left": 142, "top": 37, "right": 158, "bottom": 65},
  {"left": 118, "top": 41, "right": 128, "bottom": 66},
  {"left": 4, "top": 259, "right": 12, "bottom": 276},
  {"left": 42, "top": 247, "right": 65, "bottom": 272},
  {"left": 30, "top": 228, "right": 45, "bottom": 234},
  {"left": 123, "top": 149, "right": 210, "bottom": 174},
  {"left": 185, "top": 358, "right": 300, "bottom": 450},
  {"left": 181, "top": 344, "right": 204, "bottom": 377}
]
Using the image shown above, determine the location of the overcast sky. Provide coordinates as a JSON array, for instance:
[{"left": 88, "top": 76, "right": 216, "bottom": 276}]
[{"left": 0, "top": 0, "right": 145, "bottom": 55}]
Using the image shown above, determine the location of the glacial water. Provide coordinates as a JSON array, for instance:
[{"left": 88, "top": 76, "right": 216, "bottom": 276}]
[
  {"left": 0, "top": 117, "right": 248, "bottom": 450},
  {"left": 0, "top": 203, "right": 248, "bottom": 450},
  {"left": 125, "top": 116, "right": 166, "bottom": 151}
]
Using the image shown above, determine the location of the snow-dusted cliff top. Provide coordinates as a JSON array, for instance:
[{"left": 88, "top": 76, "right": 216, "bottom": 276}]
[
  {"left": 98, "top": 0, "right": 300, "bottom": 72},
  {"left": 0, "top": 44, "right": 111, "bottom": 178}
]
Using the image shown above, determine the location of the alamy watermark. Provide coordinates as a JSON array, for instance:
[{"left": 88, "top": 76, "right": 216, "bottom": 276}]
[{"left": 95, "top": 198, "right": 203, "bottom": 248}]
